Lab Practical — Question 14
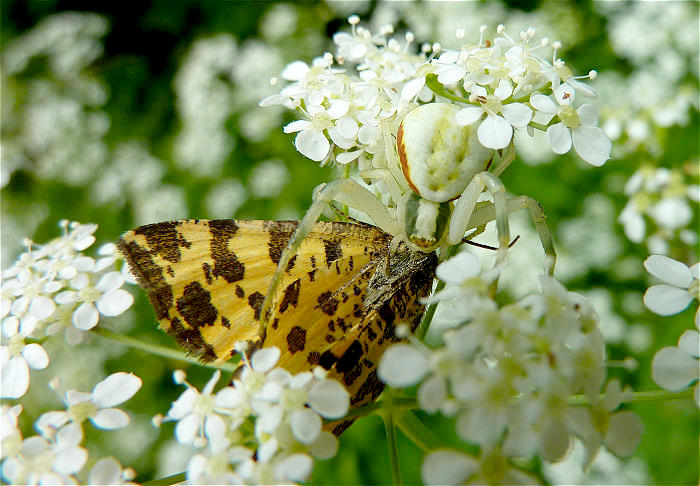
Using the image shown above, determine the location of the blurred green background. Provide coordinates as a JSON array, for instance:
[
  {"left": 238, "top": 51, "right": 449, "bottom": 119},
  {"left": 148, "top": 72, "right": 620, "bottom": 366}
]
[{"left": 2, "top": 1, "right": 698, "bottom": 484}]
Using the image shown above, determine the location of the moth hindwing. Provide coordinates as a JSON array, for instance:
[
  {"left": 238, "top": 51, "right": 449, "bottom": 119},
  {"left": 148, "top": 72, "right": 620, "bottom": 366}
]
[{"left": 119, "top": 219, "right": 437, "bottom": 424}]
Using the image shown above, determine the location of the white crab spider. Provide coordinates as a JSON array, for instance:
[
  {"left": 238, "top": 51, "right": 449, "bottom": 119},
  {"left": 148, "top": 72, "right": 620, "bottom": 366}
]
[{"left": 260, "top": 102, "right": 556, "bottom": 325}]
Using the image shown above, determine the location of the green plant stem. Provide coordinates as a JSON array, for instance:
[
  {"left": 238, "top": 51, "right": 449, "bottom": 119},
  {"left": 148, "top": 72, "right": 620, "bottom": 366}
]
[
  {"left": 394, "top": 412, "right": 445, "bottom": 452},
  {"left": 91, "top": 326, "right": 240, "bottom": 373},
  {"left": 568, "top": 388, "right": 694, "bottom": 405},
  {"left": 425, "top": 74, "right": 470, "bottom": 104},
  {"left": 383, "top": 406, "right": 403, "bottom": 486},
  {"left": 141, "top": 472, "right": 185, "bottom": 486}
]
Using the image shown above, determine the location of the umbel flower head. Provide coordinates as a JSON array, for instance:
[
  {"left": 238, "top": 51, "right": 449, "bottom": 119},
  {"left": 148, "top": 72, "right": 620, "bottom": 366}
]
[
  {"left": 262, "top": 17, "right": 610, "bottom": 171},
  {"left": 157, "top": 345, "right": 350, "bottom": 485},
  {"left": 379, "top": 252, "right": 642, "bottom": 478}
]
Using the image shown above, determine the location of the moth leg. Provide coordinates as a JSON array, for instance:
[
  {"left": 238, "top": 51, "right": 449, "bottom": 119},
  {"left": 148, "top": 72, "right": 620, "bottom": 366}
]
[{"left": 259, "top": 178, "right": 402, "bottom": 333}]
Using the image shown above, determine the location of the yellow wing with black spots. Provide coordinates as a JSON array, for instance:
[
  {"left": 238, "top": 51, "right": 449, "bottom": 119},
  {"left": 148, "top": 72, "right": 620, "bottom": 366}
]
[{"left": 118, "top": 219, "right": 394, "bottom": 364}]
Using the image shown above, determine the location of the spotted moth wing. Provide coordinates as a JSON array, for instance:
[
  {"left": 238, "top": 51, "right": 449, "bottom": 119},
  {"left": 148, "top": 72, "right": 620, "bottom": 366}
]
[{"left": 118, "top": 219, "right": 395, "bottom": 363}]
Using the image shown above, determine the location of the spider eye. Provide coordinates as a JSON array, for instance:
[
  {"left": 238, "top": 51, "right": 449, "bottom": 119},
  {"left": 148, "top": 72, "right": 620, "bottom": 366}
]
[{"left": 403, "top": 193, "right": 451, "bottom": 250}]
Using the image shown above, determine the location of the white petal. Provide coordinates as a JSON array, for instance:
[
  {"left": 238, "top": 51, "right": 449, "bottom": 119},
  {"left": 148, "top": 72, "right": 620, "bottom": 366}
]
[
  {"left": 678, "top": 330, "right": 699, "bottom": 358},
  {"left": 29, "top": 296, "right": 55, "bottom": 321},
  {"left": 204, "top": 413, "right": 226, "bottom": 442},
  {"left": 283, "top": 120, "right": 312, "bottom": 134},
  {"left": 436, "top": 65, "right": 466, "bottom": 85},
  {"left": 0, "top": 357, "right": 29, "bottom": 398},
  {"left": 93, "top": 372, "right": 142, "bottom": 407},
  {"left": 576, "top": 103, "right": 599, "bottom": 126},
  {"left": 572, "top": 126, "right": 611, "bottom": 166},
  {"left": 605, "top": 411, "right": 643, "bottom": 457},
  {"left": 418, "top": 375, "right": 446, "bottom": 413},
  {"left": 652, "top": 346, "right": 699, "bottom": 390},
  {"left": 336, "top": 150, "right": 362, "bottom": 165},
  {"left": 494, "top": 79, "right": 513, "bottom": 100},
  {"left": 326, "top": 100, "right": 350, "bottom": 119},
  {"left": 501, "top": 103, "right": 532, "bottom": 128},
  {"left": 168, "top": 388, "right": 198, "bottom": 419},
  {"left": 175, "top": 413, "right": 200, "bottom": 444},
  {"left": 308, "top": 431, "right": 338, "bottom": 459},
  {"left": 89, "top": 457, "right": 123, "bottom": 485},
  {"left": 295, "top": 130, "right": 330, "bottom": 162},
  {"left": 308, "top": 379, "right": 349, "bottom": 419},
  {"left": 54, "top": 447, "right": 88, "bottom": 475},
  {"left": 73, "top": 302, "right": 99, "bottom": 330},
  {"left": 56, "top": 422, "right": 83, "bottom": 447},
  {"left": 274, "top": 453, "right": 313, "bottom": 482},
  {"left": 96, "top": 289, "right": 134, "bottom": 316},
  {"left": 252, "top": 347, "right": 280, "bottom": 373},
  {"left": 436, "top": 252, "right": 481, "bottom": 286},
  {"left": 401, "top": 77, "right": 426, "bottom": 101},
  {"left": 477, "top": 114, "right": 513, "bottom": 149},
  {"left": 336, "top": 117, "right": 359, "bottom": 139},
  {"left": 202, "top": 369, "right": 221, "bottom": 395},
  {"left": 530, "top": 93, "right": 557, "bottom": 113},
  {"left": 281, "top": 61, "right": 309, "bottom": 81},
  {"left": 378, "top": 344, "right": 428, "bottom": 387},
  {"left": 91, "top": 408, "right": 130, "bottom": 429},
  {"left": 95, "top": 271, "right": 124, "bottom": 293},
  {"left": 291, "top": 408, "right": 322, "bottom": 444},
  {"left": 421, "top": 450, "right": 476, "bottom": 486},
  {"left": 547, "top": 123, "right": 572, "bottom": 154},
  {"left": 644, "top": 255, "right": 693, "bottom": 288},
  {"left": 644, "top": 285, "right": 693, "bottom": 315},
  {"left": 358, "top": 125, "right": 380, "bottom": 145},
  {"left": 66, "top": 390, "right": 93, "bottom": 405},
  {"left": 21, "top": 343, "right": 49, "bottom": 369},
  {"left": 454, "top": 106, "right": 483, "bottom": 126},
  {"left": 328, "top": 126, "right": 355, "bottom": 150}
]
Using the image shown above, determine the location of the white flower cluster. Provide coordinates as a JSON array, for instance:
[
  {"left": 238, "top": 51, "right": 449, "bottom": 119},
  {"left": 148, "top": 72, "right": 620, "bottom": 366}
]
[
  {"left": 378, "top": 252, "right": 643, "bottom": 482},
  {"left": 1, "top": 373, "right": 141, "bottom": 485},
  {"left": 1, "top": 12, "right": 110, "bottom": 188},
  {"left": 618, "top": 166, "right": 699, "bottom": 254},
  {"left": 643, "top": 255, "right": 699, "bottom": 407},
  {"left": 1, "top": 221, "right": 134, "bottom": 399},
  {"left": 157, "top": 346, "right": 350, "bottom": 485},
  {"left": 262, "top": 17, "right": 610, "bottom": 170}
]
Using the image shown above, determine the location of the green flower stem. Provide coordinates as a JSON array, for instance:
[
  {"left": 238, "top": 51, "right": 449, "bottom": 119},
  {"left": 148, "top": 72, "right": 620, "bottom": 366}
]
[
  {"left": 528, "top": 121, "right": 551, "bottom": 132},
  {"left": 382, "top": 397, "right": 403, "bottom": 486},
  {"left": 91, "top": 326, "right": 240, "bottom": 373},
  {"left": 394, "top": 412, "right": 445, "bottom": 452},
  {"left": 569, "top": 388, "right": 694, "bottom": 405},
  {"left": 141, "top": 472, "right": 186, "bottom": 486},
  {"left": 343, "top": 396, "right": 418, "bottom": 419},
  {"left": 426, "top": 74, "right": 470, "bottom": 104}
]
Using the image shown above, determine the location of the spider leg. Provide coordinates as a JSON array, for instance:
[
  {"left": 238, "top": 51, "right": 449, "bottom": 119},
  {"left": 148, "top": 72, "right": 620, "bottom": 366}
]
[{"left": 259, "top": 178, "right": 401, "bottom": 332}]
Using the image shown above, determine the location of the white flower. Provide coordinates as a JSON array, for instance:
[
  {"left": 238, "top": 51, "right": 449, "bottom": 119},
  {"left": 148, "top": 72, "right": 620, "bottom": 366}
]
[
  {"left": 455, "top": 79, "right": 533, "bottom": 149},
  {"left": 643, "top": 256, "right": 699, "bottom": 322},
  {"left": 0, "top": 317, "right": 49, "bottom": 399},
  {"left": 0, "top": 423, "right": 87, "bottom": 485},
  {"left": 35, "top": 372, "right": 142, "bottom": 438},
  {"left": 531, "top": 94, "right": 611, "bottom": 166},
  {"left": 54, "top": 270, "right": 134, "bottom": 331},
  {"left": 378, "top": 343, "right": 429, "bottom": 388},
  {"left": 88, "top": 456, "right": 137, "bottom": 485},
  {"left": 162, "top": 369, "right": 232, "bottom": 447},
  {"left": 1, "top": 404, "right": 23, "bottom": 461}
]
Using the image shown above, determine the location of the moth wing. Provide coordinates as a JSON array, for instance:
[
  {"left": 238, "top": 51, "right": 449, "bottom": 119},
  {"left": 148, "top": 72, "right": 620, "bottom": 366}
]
[{"left": 118, "top": 219, "right": 391, "bottom": 364}]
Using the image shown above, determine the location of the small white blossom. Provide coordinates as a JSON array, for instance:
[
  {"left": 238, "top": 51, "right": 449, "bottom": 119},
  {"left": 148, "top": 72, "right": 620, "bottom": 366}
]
[
  {"left": 35, "top": 372, "right": 142, "bottom": 438},
  {"left": 643, "top": 255, "right": 699, "bottom": 324},
  {"left": 88, "top": 456, "right": 137, "bottom": 485},
  {"left": 1, "top": 423, "right": 87, "bottom": 485}
]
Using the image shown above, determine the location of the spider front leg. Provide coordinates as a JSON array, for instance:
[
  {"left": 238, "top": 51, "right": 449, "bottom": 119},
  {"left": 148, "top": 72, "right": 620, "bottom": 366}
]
[
  {"left": 467, "top": 195, "right": 557, "bottom": 275},
  {"left": 258, "top": 178, "right": 401, "bottom": 332},
  {"left": 448, "top": 171, "right": 511, "bottom": 268}
]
